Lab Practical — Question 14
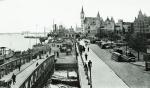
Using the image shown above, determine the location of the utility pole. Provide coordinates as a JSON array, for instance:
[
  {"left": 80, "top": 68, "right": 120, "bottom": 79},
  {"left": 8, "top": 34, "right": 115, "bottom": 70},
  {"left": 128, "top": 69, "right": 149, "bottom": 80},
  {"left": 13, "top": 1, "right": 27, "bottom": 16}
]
[{"left": 36, "top": 24, "right": 38, "bottom": 45}]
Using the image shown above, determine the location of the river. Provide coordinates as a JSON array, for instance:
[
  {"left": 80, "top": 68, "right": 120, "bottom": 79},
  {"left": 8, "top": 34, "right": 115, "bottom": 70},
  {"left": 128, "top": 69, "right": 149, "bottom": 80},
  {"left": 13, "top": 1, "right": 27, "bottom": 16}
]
[{"left": 0, "top": 34, "right": 41, "bottom": 51}]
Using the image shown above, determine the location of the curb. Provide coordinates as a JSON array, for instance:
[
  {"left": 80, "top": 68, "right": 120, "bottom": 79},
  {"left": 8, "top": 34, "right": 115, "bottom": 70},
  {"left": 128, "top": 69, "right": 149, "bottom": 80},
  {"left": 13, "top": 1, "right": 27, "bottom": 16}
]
[{"left": 129, "top": 62, "right": 145, "bottom": 67}]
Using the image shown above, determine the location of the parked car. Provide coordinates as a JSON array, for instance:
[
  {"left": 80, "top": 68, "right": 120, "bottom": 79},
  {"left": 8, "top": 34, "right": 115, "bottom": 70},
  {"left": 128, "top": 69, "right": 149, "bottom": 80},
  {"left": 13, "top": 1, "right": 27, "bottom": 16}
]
[
  {"left": 111, "top": 52, "right": 122, "bottom": 62},
  {"left": 121, "top": 55, "right": 136, "bottom": 62}
]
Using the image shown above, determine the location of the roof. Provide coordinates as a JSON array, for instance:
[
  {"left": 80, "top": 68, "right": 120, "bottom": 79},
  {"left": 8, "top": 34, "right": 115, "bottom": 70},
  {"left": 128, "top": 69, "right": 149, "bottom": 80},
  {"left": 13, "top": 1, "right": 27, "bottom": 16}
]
[{"left": 84, "top": 17, "right": 97, "bottom": 23}]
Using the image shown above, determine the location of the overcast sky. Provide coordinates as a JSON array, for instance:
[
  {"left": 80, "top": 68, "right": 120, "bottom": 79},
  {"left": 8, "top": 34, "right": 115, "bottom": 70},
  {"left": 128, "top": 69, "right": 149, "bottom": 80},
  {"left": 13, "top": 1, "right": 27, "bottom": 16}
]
[{"left": 0, "top": 0, "right": 150, "bottom": 33}]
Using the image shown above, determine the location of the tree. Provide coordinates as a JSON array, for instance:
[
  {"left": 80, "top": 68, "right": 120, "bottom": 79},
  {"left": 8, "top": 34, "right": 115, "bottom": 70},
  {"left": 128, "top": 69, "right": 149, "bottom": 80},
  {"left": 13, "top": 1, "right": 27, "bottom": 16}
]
[{"left": 128, "top": 34, "right": 146, "bottom": 61}]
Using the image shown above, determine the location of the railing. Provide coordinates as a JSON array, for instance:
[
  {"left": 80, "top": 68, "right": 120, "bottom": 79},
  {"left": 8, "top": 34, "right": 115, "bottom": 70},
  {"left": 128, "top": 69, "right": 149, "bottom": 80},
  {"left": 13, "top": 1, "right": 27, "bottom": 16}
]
[
  {"left": 0, "top": 54, "right": 32, "bottom": 79},
  {"left": 19, "top": 55, "right": 55, "bottom": 88},
  {"left": 77, "top": 43, "right": 85, "bottom": 66}
]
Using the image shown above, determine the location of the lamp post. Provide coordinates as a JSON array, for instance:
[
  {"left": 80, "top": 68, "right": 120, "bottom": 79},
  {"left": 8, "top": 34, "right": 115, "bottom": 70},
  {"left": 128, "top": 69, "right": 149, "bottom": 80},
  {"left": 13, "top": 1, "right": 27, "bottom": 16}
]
[{"left": 88, "top": 60, "right": 92, "bottom": 88}]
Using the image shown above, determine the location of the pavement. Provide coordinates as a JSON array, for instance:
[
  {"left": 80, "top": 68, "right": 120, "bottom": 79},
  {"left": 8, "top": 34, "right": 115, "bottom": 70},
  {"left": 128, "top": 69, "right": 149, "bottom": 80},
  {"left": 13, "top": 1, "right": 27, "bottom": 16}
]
[
  {"left": 76, "top": 43, "right": 90, "bottom": 88},
  {"left": 11, "top": 58, "right": 46, "bottom": 88},
  {"left": 90, "top": 44, "right": 150, "bottom": 88},
  {"left": 130, "top": 61, "right": 145, "bottom": 67},
  {"left": 78, "top": 40, "right": 129, "bottom": 88},
  {"left": 0, "top": 59, "right": 36, "bottom": 82},
  {"left": 0, "top": 52, "right": 52, "bottom": 88}
]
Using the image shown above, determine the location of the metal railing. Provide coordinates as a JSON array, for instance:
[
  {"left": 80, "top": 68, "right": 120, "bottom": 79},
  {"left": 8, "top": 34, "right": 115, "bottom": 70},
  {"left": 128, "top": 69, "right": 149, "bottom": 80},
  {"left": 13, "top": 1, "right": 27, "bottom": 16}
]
[
  {"left": 19, "top": 55, "right": 55, "bottom": 88},
  {"left": 0, "top": 54, "right": 32, "bottom": 79}
]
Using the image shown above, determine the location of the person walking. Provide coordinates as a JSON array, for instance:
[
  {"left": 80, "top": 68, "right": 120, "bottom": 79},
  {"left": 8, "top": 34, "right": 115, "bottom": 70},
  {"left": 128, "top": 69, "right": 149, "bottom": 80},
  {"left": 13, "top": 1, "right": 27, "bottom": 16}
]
[
  {"left": 84, "top": 63, "right": 88, "bottom": 78},
  {"left": 88, "top": 60, "right": 92, "bottom": 69},
  {"left": 18, "top": 64, "right": 21, "bottom": 71},
  {"left": 85, "top": 53, "right": 88, "bottom": 60},
  {"left": 57, "top": 52, "right": 59, "bottom": 57},
  {"left": 12, "top": 73, "right": 16, "bottom": 85},
  {"left": 88, "top": 60, "right": 92, "bottom": 86},
  {"left": 88, "top": 47, "right": 89, "bottom": 52},
  {"left": 36, "top": 62, "right": 39, "bottom": 67}
]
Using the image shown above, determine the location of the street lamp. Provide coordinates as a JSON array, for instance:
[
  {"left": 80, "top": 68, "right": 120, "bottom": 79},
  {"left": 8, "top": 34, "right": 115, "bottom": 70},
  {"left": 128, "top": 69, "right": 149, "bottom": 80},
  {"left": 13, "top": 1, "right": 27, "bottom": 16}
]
[{"left": 88, "top": 60, "right": 92, "bottom": 88}]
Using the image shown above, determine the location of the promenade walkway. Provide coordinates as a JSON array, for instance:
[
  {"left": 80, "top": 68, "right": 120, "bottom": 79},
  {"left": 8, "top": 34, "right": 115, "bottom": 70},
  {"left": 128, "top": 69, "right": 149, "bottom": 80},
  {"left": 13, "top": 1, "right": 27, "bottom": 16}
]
[
  {"left": 76, "top": 43, "right": 90, "bottom": 88},
  {"left": 10, "top": 53, "right": 50, "bottom": 88},
  {"left": 0, "top": 52, "right": 51, "bottom": 88},
  {"left": 78, "top": 40, "right": 129, "bottom": 88},
  {"left": 0, "top": 59, "right": 36, "bottom": 83}
]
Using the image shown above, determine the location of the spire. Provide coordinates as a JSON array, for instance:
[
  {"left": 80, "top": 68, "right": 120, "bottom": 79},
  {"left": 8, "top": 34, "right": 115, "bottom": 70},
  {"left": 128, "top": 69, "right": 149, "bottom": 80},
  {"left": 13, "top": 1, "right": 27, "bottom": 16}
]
[
  {"left": 81, "top": 6, "right": 84, "bottom": 14},
  {"left": 80, "top": 6, "right": 85, "bottom": 19},
  {"left": 111, "top": 17, "right": 114, "bottom": 22},
  {"left": 138, "top": 10, "right": 143, "bottom": 18},
  {"left": 97, "top": 11, "right": 100, "bottom": 18},
  {"left": 139, "top": 10, "right": 142, "bottom": 15}
]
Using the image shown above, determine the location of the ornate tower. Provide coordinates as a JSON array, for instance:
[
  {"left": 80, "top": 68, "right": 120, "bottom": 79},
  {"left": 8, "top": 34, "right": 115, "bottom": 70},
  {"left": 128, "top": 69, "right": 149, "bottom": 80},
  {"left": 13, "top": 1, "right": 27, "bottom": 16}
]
[
  {"left": 81, "top": 6, "right": 85, "bottom": 32},
  {"left": 97, "top": 11, "right": 100, "bottom": 20},
  {"left": 96, "top": 11, "right": 101, "bottom": 27}
]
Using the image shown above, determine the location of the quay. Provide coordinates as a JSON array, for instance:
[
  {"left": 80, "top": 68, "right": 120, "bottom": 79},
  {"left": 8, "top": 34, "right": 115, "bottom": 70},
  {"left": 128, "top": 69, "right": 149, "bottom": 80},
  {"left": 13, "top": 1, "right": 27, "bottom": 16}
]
[
  {"left": 77, "top": 40, "right": 129, "bottom": 88},
  {"left": 0, "top": 43, "right": 55, "bottom": 88},
  {"left": 0, "top": 38, "right": 131, "bottom": 88}
]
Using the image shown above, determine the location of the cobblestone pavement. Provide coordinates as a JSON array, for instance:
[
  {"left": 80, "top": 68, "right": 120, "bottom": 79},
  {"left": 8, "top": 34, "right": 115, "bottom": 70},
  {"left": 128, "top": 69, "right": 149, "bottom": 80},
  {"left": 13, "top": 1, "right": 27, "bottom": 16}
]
[{"left": 90, "top": 44, "right": 150, "bottom": 88}]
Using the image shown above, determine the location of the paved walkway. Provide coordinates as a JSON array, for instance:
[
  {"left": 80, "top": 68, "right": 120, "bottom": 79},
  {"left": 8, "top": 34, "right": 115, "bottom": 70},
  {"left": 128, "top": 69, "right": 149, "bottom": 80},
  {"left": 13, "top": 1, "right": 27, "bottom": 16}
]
[
  {"left": 10, "top": 53, "right": 51, "bottom": 88},
  {"left": 76, "top": 43, "right": 90, "bottom": 88},
  {"left": 0, "top": 59, "right": 36, "bottom": 83},
  {"left": 79, "top": 40, "right": 129, "bottom": 88}
]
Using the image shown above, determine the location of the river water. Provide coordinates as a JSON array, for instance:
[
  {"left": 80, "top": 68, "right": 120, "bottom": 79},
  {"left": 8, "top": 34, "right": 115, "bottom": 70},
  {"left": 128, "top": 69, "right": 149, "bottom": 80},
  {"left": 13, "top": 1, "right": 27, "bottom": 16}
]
[{"left": 0, "top": 34, "right": 40, "bottom": 51}]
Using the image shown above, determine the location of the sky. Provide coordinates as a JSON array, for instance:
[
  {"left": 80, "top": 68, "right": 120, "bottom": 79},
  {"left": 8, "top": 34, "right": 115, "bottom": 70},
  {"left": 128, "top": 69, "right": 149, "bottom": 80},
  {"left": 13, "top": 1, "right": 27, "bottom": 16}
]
[{"left": 0, "top": 0, "right": 150, "bottom": 33}]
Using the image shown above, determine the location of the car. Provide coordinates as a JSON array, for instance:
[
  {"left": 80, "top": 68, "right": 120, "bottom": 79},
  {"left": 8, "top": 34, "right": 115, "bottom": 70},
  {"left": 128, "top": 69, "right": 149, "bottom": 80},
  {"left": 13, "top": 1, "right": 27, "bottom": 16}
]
[
  {"left": 128, "top": 57, "right": 136, "bottom": 62},
  {"left": 121, "top": 55, "right": 136, "bottom": 62}
]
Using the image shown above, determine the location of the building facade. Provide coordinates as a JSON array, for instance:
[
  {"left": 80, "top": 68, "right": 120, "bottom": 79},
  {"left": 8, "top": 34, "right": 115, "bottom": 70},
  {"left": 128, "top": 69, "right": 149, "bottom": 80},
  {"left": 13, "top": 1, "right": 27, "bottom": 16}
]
[
  {"left": 134, "top": 10, "right": 150, "bottom": 34},
  {"left": 115, "top": 19, "right": 134, "bottom": 35},
  {"left": 102, "top": 17, "right": 115, "bottom": 32},
  {"left": 80, "top": 6, "right": 103, "bottom": 37},
  {"left": 80, "top": 7, "right": 117, "bottom": 37}
]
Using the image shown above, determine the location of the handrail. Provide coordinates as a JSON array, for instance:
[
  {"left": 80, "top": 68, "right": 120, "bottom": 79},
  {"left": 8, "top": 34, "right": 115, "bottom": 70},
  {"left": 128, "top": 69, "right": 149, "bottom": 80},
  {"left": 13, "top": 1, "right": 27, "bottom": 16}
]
[
  {"left": 0, "top": 54, "right": 30, "bottom": 67},
  {"left": 0, "top": 54, "right": 32, "bottom": 79},
  {"left": 19, "top": 55, "right": 55, "bottom": 88},
  {"left": 76, "top": 43, "right": 84, "bottom": 66}
]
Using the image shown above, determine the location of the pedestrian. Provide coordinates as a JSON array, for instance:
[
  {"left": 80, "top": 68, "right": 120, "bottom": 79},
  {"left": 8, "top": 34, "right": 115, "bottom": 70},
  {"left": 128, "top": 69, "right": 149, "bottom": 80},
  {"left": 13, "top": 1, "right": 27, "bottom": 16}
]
[
  {"left": 88, "top": 60, "right": 92, "bottom": 85},
  {"left": 12, "top": 73, "right": 16, "bottom": 85},
  {"left": 84, "top": 63, "right": 88, "bottom": 76},
  {"left": 85, "top": 53, "right": 88, "bottom": 60},
  {"left": 18, "top": 64, "right": 21, "bottom": 71},
  {"left": 36, "top": 62, "right": 39, "bottom": 67},
  {"left": 82, "top": 46, "right": 85, "bottom": 52},
  {"left": 88, "top": 60, "right": 92, "bottom": 70},
  {"left": 57, "top": 52, "right": 59, "bottom": 57},
  {"left": 88, "top": 47, "right": 89, "bottom": 52}
]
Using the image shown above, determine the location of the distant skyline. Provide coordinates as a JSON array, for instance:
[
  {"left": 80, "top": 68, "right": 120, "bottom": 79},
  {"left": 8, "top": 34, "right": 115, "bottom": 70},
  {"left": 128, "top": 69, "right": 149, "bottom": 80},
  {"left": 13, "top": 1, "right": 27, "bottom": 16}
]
[{"left": 0, "top": 0, "right": 150, "bottom": 33}]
